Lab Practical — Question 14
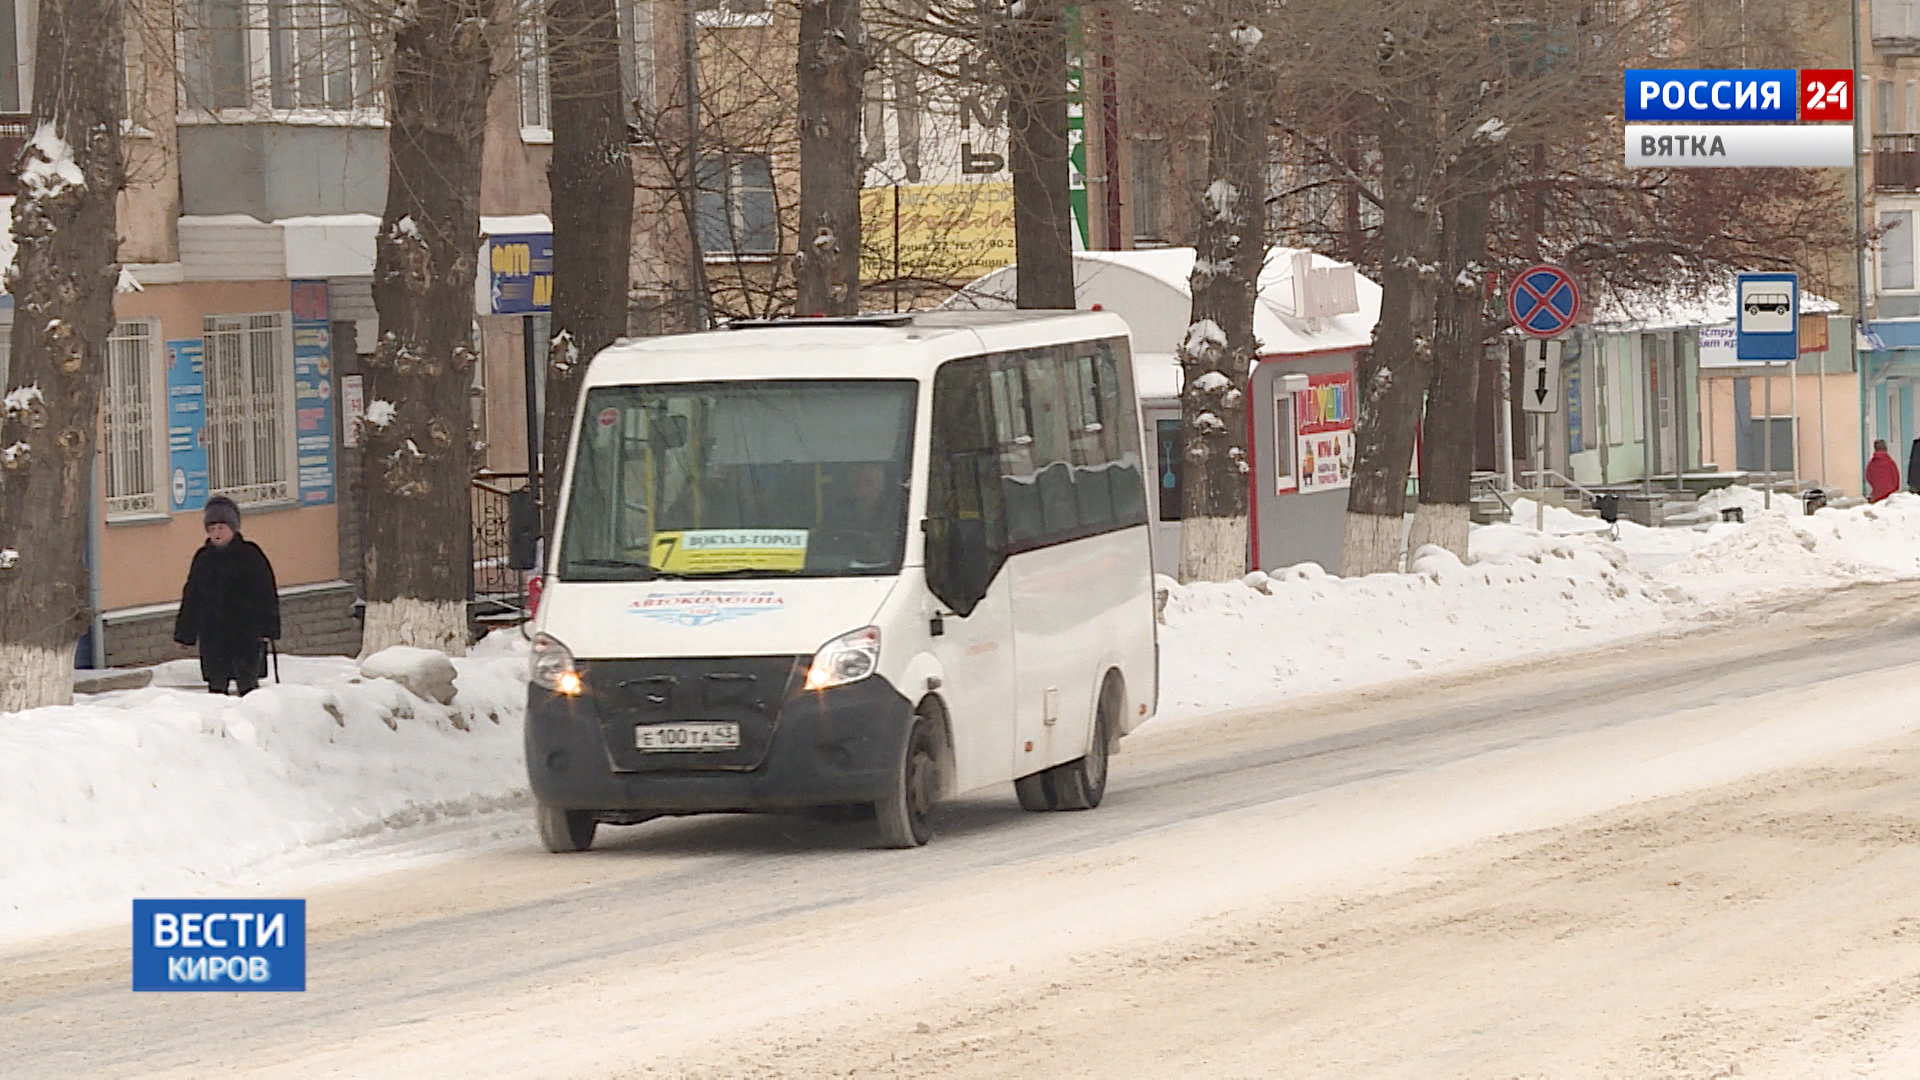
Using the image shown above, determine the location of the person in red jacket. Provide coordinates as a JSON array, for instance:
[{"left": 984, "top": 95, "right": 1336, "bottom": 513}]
[{"left": 1867, "top": 439, "right": 1902, "bottom": 503}]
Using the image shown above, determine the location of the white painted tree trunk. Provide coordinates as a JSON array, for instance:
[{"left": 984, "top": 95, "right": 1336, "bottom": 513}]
[
  {"left": 359, "top": 598, "right": 468, "bottom": 659},
  {"left": 0, "top": 644, "right": 74, "bottom": 712},
  {"left": 1406, "top": 501, "right": 1471, "bottom": 564},
  {"left": 1339, "top": 511, "right": 1406, "bottom": 577},
  {"left": 1177, "top": 513, "right": 1248, "bottom": 583}
]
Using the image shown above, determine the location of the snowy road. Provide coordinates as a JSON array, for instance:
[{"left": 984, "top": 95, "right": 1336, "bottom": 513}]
[{"left": 7, "top": 582, "right": 1920, "bottom": 1078}]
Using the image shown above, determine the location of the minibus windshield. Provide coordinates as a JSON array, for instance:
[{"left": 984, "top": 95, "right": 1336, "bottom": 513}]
[{"left": 558, "top": 379, "right": 918, "bottom": 581}]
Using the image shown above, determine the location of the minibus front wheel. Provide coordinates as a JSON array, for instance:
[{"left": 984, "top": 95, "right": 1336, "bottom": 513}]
[
  {"left": 537, "top": 801, "right": 598, "bottom": 853},
  {"left": 874, "top": 714, "right": 940, "bottom": 848}
]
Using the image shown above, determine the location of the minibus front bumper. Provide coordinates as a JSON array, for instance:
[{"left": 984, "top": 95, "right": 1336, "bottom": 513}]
[{"left": 524, "top": 668, "right": 915, "bottom": 813}]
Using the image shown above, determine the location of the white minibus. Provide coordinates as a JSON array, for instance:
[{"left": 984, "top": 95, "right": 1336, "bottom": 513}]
[{"left": 525, "top": 310, "right": 1159, "bottom": 849}]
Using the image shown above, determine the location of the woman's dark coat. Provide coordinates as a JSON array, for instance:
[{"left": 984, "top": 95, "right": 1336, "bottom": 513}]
[{"left": 173, "top": 536, "right": 281, "bottom": 680}]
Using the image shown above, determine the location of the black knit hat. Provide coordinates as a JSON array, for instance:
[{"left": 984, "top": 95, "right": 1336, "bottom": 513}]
[{"left": 203, "top": 495, "right": 241, "bottom": 531}]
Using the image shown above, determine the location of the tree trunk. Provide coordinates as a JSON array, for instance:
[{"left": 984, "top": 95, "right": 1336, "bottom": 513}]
[
  {"left": 0, "top": 0, "right": 124, "bottom": 710},
  {"left": 1408, "top": 158, "right": 1496, "bottom": 563},
  {"left": 795, "top": 0, "right": 866, "bottom": 317},
  {"left": 362, "top": 0, "right": 495, "bottom": 656},
  {"left": 996, "top": 1, "right": 1072, "bottom": 310},
  {"left": 1341, "top": 94, "right": 1438, "bottom": 577},
  {"left": 1175, "top": 16, "right": 1265, "bottom": 583},
  {"left": 544, "top": 0, "right": 635, "bottom": 537}
]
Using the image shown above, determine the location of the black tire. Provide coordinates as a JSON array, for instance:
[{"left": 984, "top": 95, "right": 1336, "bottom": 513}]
[
  {"left": 1014, "top": 771, "right": 1056, "bottom": 812},
  {"left": 875, "top": 715, "right": 939, "bottom": 848},
  {"left": 537, "top": 802, "right": 598, "bottom": 853},
  {"left": 1045, "top": 698, "right": 1111, "bottom": 811}
]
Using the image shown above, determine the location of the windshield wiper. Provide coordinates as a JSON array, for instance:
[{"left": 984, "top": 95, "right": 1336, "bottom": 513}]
[{"left": 564, "top": 559, "right": 659, "bottom": 577}]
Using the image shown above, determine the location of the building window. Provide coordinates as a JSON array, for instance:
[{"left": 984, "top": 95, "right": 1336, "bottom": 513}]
[
  {"left": 185, "top": 0, "right": 253, "bottom": 111},
  {"left": 0, "top": 0, "right": 19, "bottom": 112},
  {"left": 183, "top": 0, "right": 379, "bottom": 116},
  {"left": 619, "top": 0, "right": 655, "bottom": 119},
  {"left": 103, "top": 320, "right": 164, "bottom": 518},
  {"left": 267, "top": 0, "right": 378, "bottom": 111},
  {"left": 204, "top": 312, "right": 294, "bottom": 506},
  {"left": 1881, "top": 79, "right": 1898, "bottom": 135},
  {"left": 1883, "top": 210, "right": 1915, "bottom": 292},
  {"left": 1131, "top": 138, "right": 1166, "bottom": 245},
  {"left": 695, "top": 0, "right": 772, "bottom": 29},
  {"left": 518, "top": 18, "right": 549, "bottom": 132},
  {"left": 696, "top": 153, "right": 778, "bottom": 255}
]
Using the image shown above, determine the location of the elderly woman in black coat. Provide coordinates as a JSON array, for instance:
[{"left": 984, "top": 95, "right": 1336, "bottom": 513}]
[{"left": 173, "top": 496, "right": 282, "bottom": 695}]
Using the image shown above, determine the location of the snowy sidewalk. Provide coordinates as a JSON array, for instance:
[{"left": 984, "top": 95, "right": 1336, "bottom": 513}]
[{"left": 5, "top": 490, "right": 1920, "bottom": 945}]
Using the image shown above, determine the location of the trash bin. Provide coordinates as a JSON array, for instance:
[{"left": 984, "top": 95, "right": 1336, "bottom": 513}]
[
  {"left": 1594, "top": 493, "right": 1620, "bottom": 523},
  {"left": 1720, "top": 507, "right": 1745, "bottom": 524},
  {"left": 1802, "top": 488, "right": 1828, "bottom": 515}
]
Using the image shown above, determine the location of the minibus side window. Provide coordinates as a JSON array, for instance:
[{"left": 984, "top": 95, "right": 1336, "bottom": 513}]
[
  {"left": 927, "top": 358, "right": 1008, "bottom": 613},
  {"left": 994, "top": 337, "right": 1147, "bottom": 552}
]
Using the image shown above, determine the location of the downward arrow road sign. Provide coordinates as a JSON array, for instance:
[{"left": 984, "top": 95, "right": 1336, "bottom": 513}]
[{"left": 1523, "top": 338, "right": 1562, "bottom": 414}]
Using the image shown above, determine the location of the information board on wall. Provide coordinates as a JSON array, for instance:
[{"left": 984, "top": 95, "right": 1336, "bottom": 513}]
[
  {"left": 291, "top": 280, "right": 337, "bottom": 506},
  {"left": 165, "top": 339, "right": 209, "bottom": 513}
]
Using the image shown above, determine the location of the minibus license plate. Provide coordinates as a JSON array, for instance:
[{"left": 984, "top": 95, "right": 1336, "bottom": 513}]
[{"left": 635, "top": 722, "right": 741, "bottom": 752}]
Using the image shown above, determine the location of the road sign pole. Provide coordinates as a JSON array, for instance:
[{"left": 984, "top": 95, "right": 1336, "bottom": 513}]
[
  {"left": 1537, "top": 413, "right": 1548, "bottom": 532},
  {"left": 1763, "top": 364, "right": 1774, "bottom": 510}
]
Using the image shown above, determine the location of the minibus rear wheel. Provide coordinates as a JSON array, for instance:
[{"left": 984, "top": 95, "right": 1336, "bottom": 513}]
[
  {"left": 1046, "top": 699, "right": 1111, "bottom": 811},
  {"left": 537, "top": 802, "right": 598, "bottom": 853},
  {"left": 875, "top": 715, "right": 940, "bottom": 848}
]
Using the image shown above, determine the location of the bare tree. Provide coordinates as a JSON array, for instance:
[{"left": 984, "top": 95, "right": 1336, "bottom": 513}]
[
  {"left": 1175, "top": 9, "right": 1268, "bottom": 583},
  {"left": 544, "top": 0, "right": 634, "bottom": 531},
  {"left": 0, "top": 0, "right": 127, "bottom": 709},
  {"left": 795, "top": 0, "right": 869, "bottom": 315},
  {"left": 360, "top": 0, "right": 498, "bottom": 653},
  {"left": 986, "top": 0, "right": 1071, "bottom": 309}
]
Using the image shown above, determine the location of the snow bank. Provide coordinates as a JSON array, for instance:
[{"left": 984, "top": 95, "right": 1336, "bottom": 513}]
[
  {"left": 0, "top": 643, "right": 529, "bottom": 942},
  {"left": 1156, "top": 491, "right": 1920, "bottom": 729},
  {"left": 1155, "top": 530, "right": 1677, "bottom": 727}
]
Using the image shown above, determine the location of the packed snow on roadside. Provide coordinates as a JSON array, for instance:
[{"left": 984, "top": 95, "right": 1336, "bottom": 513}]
[
  {"left": 0, "top": 634, "right": 531, "bottom": 942},
  {"left": 1153, "top": 491, "right": 1920, "bottom": 728}
]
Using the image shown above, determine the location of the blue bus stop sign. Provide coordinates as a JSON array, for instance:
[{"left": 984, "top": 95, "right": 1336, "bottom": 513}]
[{"left": 1735, "top": 273, "right": 1799, "bottom": 361}]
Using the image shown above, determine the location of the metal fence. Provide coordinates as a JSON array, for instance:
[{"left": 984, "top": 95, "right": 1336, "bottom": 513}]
[{"left": 471, "top": 471, "right": 536, "bottom": 626}]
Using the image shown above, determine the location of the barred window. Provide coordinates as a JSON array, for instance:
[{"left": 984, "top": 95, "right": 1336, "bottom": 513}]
[
  {"left": 204, "top": 312, "right": 294, "bottom": 506},
  {"left": 104, "top": 320, "right": 163, "bottom": 518}
]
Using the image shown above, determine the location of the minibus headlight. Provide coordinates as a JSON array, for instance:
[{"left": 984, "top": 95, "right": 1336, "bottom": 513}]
[
  {"left": 531, "top": 633, "right": 582, "bottom": 696},
  {"left": 804, "top": 626, "right": 881, "bottom": 692}
]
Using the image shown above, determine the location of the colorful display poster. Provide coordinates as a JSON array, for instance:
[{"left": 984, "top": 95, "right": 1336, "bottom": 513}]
[
  {"left": 1295, "top": 372, "right": 1356, "bottom": 494},
  {"left": 486, "top": 233, "right": 554, "bottom": 315},
  {"left": 166, "top": 339, "right": 209, "bottom": 513},
  {"left": 291, "top": 280, "right": 336, "bottom": 506}
]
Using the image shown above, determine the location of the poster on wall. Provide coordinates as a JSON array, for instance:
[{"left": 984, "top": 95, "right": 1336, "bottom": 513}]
[
  {"left": 291, "top": 280, "right": 337, "bottom": 506},
  {"left": 165, "top": 339, "right": 209, "bottom": 513},
  {"left": 1295, "top": 372, "right": 1356, "bottom": 493}
]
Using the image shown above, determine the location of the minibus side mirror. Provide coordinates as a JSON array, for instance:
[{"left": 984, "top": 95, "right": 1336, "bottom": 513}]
[{"left": 923, "top": 516, "right": 992, "bottom": 617}]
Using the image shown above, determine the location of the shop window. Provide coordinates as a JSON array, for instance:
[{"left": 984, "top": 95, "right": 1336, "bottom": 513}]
[
  {"left": 1273, "top": 391, "right": 1298, "bottom": 493},
  {"left": 203, "top": 312, "right": 294, "bottom": 507},
  {"left": 103, "top": 320, "right": 164, "bottom": 518},
  {"left": 1155, "top": 419, "right": 1182, "bottom": 521}
]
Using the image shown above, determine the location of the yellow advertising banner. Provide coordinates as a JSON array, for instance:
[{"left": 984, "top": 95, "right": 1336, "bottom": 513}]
[{"left": 861, "top": 182, "right": 1016, "bottom": 283}]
